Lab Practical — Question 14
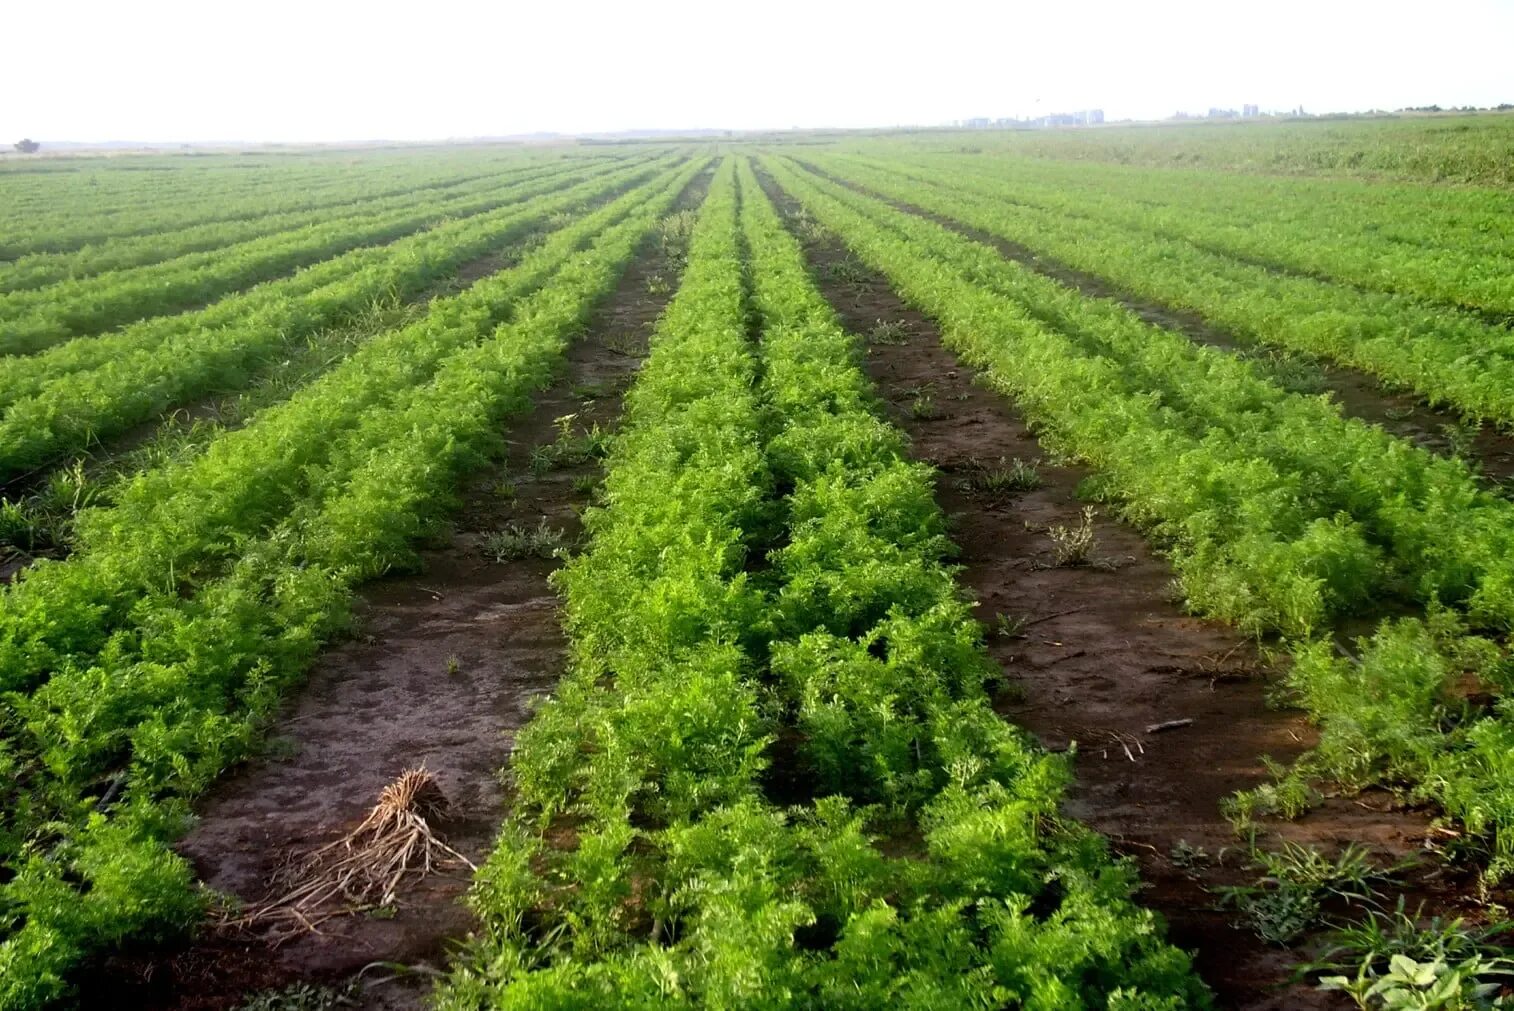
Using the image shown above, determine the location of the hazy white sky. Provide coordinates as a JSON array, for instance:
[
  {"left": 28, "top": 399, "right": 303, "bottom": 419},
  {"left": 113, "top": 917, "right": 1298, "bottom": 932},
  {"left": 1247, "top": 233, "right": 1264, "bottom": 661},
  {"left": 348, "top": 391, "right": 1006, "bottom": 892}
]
[{"left": 5, "top": 0, "right": 1513, "bottom": 142}]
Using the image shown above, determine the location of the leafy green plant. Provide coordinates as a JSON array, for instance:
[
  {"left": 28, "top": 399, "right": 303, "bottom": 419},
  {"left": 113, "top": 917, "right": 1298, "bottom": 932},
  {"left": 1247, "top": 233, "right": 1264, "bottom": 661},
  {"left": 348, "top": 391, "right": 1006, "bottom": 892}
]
[{"left": 1320, "top": 954, "right": 1514, "bottom": 1010}]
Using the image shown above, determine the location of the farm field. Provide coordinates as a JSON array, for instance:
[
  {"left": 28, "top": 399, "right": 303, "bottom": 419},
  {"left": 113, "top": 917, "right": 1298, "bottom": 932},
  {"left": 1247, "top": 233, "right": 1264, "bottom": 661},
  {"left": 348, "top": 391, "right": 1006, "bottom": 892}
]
[{"left": 1, "top": 115, "right": 1513, "bottom": 1009}]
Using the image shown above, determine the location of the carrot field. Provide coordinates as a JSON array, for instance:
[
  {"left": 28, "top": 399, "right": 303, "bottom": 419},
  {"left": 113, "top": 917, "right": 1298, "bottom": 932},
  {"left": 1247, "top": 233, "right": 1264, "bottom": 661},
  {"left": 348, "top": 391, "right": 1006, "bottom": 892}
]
[{"left": 2, "top": 116, "right": 1514, "bottom": 1009}]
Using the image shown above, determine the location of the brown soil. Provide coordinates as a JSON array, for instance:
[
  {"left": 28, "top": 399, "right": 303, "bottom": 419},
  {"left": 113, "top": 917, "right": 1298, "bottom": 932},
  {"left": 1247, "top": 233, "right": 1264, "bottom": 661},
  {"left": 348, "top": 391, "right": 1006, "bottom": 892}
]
[
  {"left": 84, "top": 175, "right": 704, "bottom": 1010},
  {"left": 800, "top": 161, "right": 1514, "bottom": 487},
  {"left": 754, "top": 168, "right": 1476, "bottom": 1010}
]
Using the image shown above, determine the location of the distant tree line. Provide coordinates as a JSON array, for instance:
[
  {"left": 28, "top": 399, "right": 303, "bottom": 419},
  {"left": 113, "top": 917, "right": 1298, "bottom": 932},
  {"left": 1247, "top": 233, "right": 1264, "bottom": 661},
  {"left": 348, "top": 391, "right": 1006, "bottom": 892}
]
[
  {"left": 13, "top": 139, "right": 40, "bottom": 153},
  {"left": 1398, "top": 104, "right": 1514, "bottom": 113}
]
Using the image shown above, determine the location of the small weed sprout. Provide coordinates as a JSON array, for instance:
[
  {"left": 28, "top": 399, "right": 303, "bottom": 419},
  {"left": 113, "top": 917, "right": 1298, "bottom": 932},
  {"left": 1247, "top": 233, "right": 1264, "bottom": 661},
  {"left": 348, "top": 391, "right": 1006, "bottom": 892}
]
[
  {"left": 869, "top": 320, "right": 910, "bottom": 345},
  {"left": 992, "top": 612, "right": 1028, "bottom": 640},
  {"left": 825, "top": 258, "right": 872, "bottom": 286},
  {"left": 1049, "top": 507, "right": 1098, "bottom": 567},
  {"left": 1170, "top": 840, "right": 1211, "bottom": 873},
  {"left": 446, "top": 654, "right": 461, "bottom": 677},
  {"left": 530, "top": 420, "right": 611, "bottom": 475},
  {"left": 1442, "top": 419, "right": 1481, "bottom": 461},
  {"left": 962, "top": 457, "right": 1041, "bottom": 497},
  {"left": 485, "top": 520, "right": 566, "bottom": 561}
]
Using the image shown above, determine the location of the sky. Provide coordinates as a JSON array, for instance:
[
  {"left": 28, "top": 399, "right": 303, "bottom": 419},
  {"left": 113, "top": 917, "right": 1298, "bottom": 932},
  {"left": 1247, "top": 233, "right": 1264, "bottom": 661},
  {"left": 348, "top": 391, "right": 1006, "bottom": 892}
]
[{"left": 5, "top": 0, "right": 1513, "bottom": 143}]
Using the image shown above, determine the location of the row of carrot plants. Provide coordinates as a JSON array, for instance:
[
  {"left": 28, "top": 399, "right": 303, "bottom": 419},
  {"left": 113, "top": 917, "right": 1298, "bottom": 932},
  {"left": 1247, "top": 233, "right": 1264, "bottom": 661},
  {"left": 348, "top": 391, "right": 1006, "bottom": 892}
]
[
  {"left": 0, "top": 157, "right": 642, "bottom": 351},
  {"left": 904, "top": 144, "right": 1514, "bottom": 256},
  {"left": 0, "top": 158, "right": 667, "bottom": 480},
  {"left": 0, "top": 149, "right": 567, "bottom": 259},
  {"left": 762, "top": 156, "right": 1514, "bottom": 882},
  {"left": 0, "top": 159, "right": 374, "bottom": 233},
  {"left": 817, "top": 153, "right": 1514, "bottom": 426},
  {"left": 437, "top": 158, "right": 1204, "bottom": 1009},
  {"left": 887, "top": 151, "right": 1514, "bottom": 317},
  {"left": 0, "top": 157, "right": 706, "bottom": 1010},
  {"left": 0, "top": 156, "right": 590, "bottom": 293}
]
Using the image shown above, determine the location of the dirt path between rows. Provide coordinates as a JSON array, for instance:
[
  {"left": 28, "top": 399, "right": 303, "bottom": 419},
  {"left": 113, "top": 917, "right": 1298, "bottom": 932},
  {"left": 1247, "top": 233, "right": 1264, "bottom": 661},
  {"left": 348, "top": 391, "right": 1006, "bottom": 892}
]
[
  {"left": 86, "top": 173, "right": 706, "bottom": 1010},
  {"left": 754, "top": 167, "right": 1459, "bottom": 1010},
  {"left": 798, "top": 160, "right": 1514, "bottom": 488}
]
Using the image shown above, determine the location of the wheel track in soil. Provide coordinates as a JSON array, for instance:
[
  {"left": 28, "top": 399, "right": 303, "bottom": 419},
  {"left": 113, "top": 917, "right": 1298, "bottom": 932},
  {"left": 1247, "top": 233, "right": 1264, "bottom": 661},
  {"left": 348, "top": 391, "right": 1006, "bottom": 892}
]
[
  {"left": 754, "top": 166, "right": 1463, "bottom": 1011},
  {"left": 84, "top": 168, "right": 711, "bottom": 1011}
]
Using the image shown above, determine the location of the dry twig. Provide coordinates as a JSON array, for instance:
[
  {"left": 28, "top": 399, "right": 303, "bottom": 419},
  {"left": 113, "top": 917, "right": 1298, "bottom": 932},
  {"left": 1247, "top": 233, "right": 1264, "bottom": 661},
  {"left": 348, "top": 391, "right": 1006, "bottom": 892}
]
[{"left": 219, "top": 767, "right": 474, "bottom": 945}]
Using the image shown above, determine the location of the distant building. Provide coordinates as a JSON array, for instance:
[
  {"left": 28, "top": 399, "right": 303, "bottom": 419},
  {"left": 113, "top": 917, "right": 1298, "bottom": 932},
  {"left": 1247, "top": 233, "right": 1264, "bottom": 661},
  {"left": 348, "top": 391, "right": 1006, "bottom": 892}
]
[{"left": 1242, "top": 104, "right": 1260, "bottom": 117}]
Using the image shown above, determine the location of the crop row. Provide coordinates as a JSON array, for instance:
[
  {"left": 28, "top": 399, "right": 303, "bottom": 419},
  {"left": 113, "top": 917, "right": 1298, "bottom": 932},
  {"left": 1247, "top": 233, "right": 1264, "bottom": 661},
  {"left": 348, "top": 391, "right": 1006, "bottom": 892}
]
[
  {"left": 0, "top": 150, "right": 581, "bottom": 259},
  {"left": 0, "top": 157, "right": 651, "bottom": 352},
  {"left": 815, "top": 153, "right": 1514, "bottom": 426},
  {"left": 437, "top": 158, "right": 1203, "bottom": 1009},
  {"left": 0, "top": 157, "right": 706, "bottom": 1009},
  {"left": 878, "top": 151, "right": 1514, "bottom": 316},
  {"left": 0, "top": 157, "right": 668, "bottom": 482},
  {"left": 917, "top": 116, "right": 1514, "bottom": 187},
  {"left": 762, "top": 156, "right": 1514, "bottom": 876},
  {"left": 0, "top": 156, "right": 592, "bottom": 293}
]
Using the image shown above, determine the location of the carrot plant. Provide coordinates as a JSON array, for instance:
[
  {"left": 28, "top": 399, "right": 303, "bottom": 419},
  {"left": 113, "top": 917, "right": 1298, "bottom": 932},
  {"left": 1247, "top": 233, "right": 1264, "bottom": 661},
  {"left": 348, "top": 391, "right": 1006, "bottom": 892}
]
[
  {"left": 436, "top": 158, "right": 1206, "bottom": 1008},
  {"left": 764, "top": 153, "right": 1514, "bottom": 887},
  {"left": 0, "top": 158, "right": 707, "bottom": 1008}
]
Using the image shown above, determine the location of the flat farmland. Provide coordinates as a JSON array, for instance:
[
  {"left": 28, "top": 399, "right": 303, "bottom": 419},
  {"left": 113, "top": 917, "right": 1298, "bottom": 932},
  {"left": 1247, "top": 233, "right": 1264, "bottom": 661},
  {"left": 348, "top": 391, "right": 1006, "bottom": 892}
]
[{"left": 2, "top": 117, "right": 1514, "bottom": 1009}]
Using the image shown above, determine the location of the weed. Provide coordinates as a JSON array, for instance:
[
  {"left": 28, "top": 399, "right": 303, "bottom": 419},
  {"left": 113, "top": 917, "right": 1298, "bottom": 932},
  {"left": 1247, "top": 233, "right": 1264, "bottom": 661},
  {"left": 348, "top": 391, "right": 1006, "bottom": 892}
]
[
  {"left": 1170, "top": 839, "right": 1212, "bottom": 874},
  {"left": 823, "top": 257, "right": 872, "bottom": 286},
  {"left": 658, "top": 209, "right": 698, "bottom": 261},
  {"left": 1443, "top": 420, "right": 1482, "bottom": 461},
  {"left": 485, "top": 520, "right": 566, "bottom": 561},
  {"left": 868, "top": 320, "right": 910, "bottom": 345},
  {"left": 1217, "top": 841, "right": 1392, "bottom": 945},
  {"left": 1223, "top": 756, "right": 1318, "bottom": 830},
  {"left": 446, "top": 654, "right": 461, "bottom": 677},
  {"left": 1307, "top": 897, "right": 1513, "bottom": 977},
  {"left": 236, "top": 982, "right": 354, "bottom": 1011},
  {"left": 992, "top": 612, "right": 1028, "bottom": 640},
  {"left": 961, "top": 457, "right": 1041, "bottom": 498},
  {"left": 572, "top": 474, "right": 597, "bottom": 496},
  {"left": 1048, "top": 506, "right": 1097, "bottom": 567},
  {"left": 529, "top": 419, "right": 611, "bottom": 475}
]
